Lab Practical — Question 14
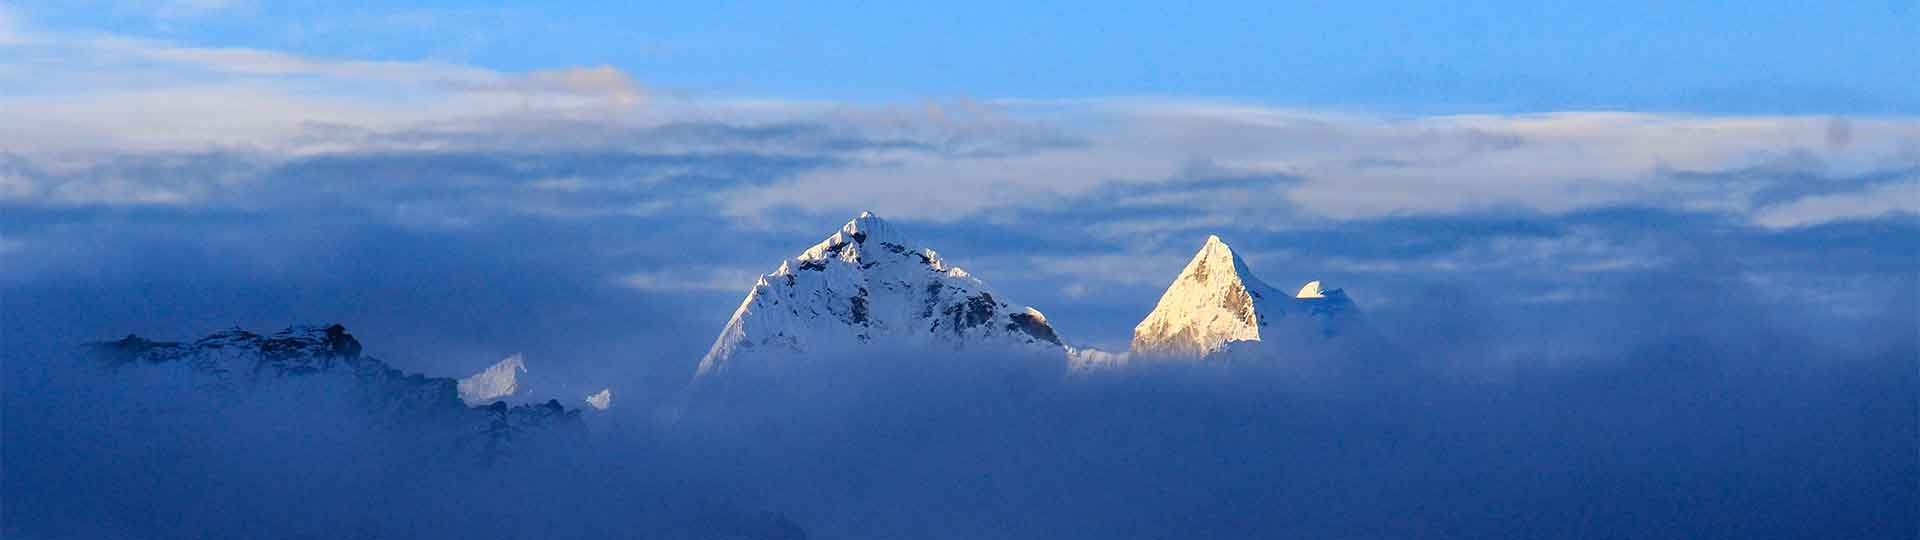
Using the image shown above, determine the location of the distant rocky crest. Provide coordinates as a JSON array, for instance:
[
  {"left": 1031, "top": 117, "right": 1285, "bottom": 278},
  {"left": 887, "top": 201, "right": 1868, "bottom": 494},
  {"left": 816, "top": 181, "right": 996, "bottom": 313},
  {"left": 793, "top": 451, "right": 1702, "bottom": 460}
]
[{"left": 90, "top": 324, "right": 583, "bottom": 464}]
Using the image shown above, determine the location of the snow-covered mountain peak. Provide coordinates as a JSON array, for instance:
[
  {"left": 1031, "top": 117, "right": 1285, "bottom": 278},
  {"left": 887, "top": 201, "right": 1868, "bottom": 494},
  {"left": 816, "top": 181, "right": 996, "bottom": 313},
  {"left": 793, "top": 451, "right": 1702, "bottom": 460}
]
[
  {"left": 1129, "top": 235, "right": 1372, "bottom": 362},
  {"left": 1187, "top": 235, "right": 1275, "bottom": 291},
  {"left": 1130, "top": 235, "right": 1289, "bottom": 358},
  {"left": 795, "top": 212, "right": 921, "bottom": 265},
  {"left": 696, "top": 213, "right": 1066, "bottom": 377},
  {"left": 458, "top": 353, "right": 526, "bottom": 406},
  {"left": 1296, "top": 280, "right": 1325, "bottom": 298}
]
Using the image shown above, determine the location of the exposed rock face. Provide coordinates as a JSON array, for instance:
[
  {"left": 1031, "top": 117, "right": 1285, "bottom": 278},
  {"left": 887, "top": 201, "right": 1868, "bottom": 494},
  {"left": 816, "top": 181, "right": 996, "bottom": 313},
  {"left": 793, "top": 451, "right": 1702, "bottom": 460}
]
[
  {"left": 697, "top": 212, "right": 1066, "bottom": 376},
  {"left": 88, "top": 324, "right": 583, "bottom": 463},
  {"left": 1130, "top": 236, "right": 1366, "bottom": 361},
  {"left": 96, "top": 324, "right": 370, "bottom": 381}
]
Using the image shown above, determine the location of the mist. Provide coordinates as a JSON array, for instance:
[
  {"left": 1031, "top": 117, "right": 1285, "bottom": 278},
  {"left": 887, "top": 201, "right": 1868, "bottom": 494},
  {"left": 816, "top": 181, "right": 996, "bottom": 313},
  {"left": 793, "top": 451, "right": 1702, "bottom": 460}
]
[
  {"left": 661, "top": 272, "right": 1913, "bottom": 539},
  {"left": 6, "top": 263, "right": 1912, "bottom": 539}
]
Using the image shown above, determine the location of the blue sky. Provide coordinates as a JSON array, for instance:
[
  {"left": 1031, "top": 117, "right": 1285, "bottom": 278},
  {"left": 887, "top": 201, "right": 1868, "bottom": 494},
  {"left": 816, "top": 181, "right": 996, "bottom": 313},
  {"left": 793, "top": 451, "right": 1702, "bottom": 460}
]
[{"left": 10, "top": 1, "right": 1918, "bottom": 112}]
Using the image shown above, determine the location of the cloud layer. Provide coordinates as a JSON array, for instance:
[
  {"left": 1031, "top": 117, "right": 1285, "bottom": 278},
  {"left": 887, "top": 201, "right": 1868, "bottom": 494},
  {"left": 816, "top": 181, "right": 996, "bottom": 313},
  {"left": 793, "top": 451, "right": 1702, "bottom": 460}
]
[{"left": 1, "top": 10, "right": 1914, "bottom": 370}]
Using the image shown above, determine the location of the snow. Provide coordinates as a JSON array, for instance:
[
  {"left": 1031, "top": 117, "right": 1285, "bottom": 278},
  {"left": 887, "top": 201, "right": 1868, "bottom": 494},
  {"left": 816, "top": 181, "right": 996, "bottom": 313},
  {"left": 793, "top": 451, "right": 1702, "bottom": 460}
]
[
  {"left": 696, "top": 212, "right": 1067, "bottom": 376},
  {"left": 696, "top": 220, "right": 1372, "bottom": 374},
  {"left": 1129, "top": 235, "right": 1365, "bottom": 361},
  {"left": 584, "top": 388, "right": 612, "bottom": 410},
  {"left": 458, "top": 353, "right": 526, "bottom": 406},
  {"left": 1129, "top": 235, "right": 1290, "bottom": 358}
]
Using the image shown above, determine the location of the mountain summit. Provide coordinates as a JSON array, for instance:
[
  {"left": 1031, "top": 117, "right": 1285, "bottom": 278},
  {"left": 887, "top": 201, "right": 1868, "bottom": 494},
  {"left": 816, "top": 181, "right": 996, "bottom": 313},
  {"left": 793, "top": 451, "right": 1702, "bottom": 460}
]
[
  {"left": 1131, "top": 235, "right": 1288, "bottom": 358},
  {"left": 1131, "top": 235, "right": 1363, "bottom": 360},
  {"left": 697, "top": 212, "right": 1066, "bottom": 376}
]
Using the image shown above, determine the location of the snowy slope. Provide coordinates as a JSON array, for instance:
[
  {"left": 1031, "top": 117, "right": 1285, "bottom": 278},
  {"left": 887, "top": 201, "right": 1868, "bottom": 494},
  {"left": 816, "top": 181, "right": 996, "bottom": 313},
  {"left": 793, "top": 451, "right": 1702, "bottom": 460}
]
[
  {"left": 697, "top": 212, "right": 1067, "bottom": 376},
  {"left": 1129, "top": 235, "right": 1366, "bottom": 360},
  {"left": 458, "top": 353, "right": 526, "bottom": 406}
]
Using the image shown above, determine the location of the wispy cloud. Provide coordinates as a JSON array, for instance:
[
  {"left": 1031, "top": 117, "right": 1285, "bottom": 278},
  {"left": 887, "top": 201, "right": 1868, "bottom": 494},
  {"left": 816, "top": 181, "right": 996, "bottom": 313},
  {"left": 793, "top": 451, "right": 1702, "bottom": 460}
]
[
  {"left": 615, "top": 268, "right": 764, "bottom": 293},
  {"left": 1753, "top": 180, "right": 1920, "bottom": 228}
]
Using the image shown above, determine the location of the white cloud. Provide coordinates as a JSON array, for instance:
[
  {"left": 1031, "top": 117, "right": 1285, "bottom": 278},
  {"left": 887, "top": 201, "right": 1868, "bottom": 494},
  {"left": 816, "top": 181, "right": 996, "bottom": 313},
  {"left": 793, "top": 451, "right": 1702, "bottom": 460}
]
[
  {"left": 443, "top": 65, "right": 647, "bottom": 106},
  {"left": 721, "top": 104, "right": 1920, "bottom": 226},
  {"left": 617, "top": 269, "right": 764, "bottom": 293},
  {"left": 1753, "top": 180, "right": 1920, "bottom": 228},
  {"left": 0, "top": 21, "right": 657, "bottom": 157},
  {"left": 4, "top": 11, "right": 1918, "bottom": 233}
]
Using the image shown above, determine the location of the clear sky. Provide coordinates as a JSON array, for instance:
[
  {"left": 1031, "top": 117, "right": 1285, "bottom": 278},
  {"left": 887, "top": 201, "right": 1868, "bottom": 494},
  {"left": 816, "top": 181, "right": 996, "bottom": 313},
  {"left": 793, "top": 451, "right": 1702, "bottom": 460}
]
[{"left": 11, "top": 0, "right": 1918, "bottom": 113}]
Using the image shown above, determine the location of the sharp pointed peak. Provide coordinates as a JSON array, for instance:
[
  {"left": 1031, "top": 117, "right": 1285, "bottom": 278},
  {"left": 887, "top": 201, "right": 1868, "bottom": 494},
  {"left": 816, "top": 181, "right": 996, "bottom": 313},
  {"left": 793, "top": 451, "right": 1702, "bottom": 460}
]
[
  {"left": 1197, "top": 234, "right": 1242, "bottom": 258},
  {"left": 1188, "top": 234, "right": 1245, "bottom": 266},
  {"left": 1170, "top": 233, "right": 1276, "bottom": 295}
]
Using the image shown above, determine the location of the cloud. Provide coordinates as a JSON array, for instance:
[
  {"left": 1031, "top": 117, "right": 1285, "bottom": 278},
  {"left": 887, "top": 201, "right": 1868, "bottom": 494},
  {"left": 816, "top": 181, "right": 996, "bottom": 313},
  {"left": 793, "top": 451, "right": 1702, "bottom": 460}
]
[
  {"left": 712, "top": 105, "right": 1920, "bottom": 227},
  {"left": 0, "top": 28, "right": 664, "bottom": 156},
  {"left": 9, "top": 9, "right": 1916, "bottom": 229},
  {"left": 617, "top": 268, "right": 764, "bottom": 292},
  {"left": 1753, "top": 180, "right": 1920, "bottom": 228},
  {"left": 450, "top": 65, "right": 648, "bottom": 105}
]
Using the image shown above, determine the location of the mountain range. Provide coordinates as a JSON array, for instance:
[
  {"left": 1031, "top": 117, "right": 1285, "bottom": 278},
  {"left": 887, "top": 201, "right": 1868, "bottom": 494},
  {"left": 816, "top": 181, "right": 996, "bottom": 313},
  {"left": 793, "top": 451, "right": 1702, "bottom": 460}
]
[
  {"left": 698, "top": 212, "right": 1377, "bottom": 376},
  {"left": 89, "top": 324, "right": 583, "bottom": 463},
  {"left": 81, "top": 212, "right": 1380, "bottom": 452}
]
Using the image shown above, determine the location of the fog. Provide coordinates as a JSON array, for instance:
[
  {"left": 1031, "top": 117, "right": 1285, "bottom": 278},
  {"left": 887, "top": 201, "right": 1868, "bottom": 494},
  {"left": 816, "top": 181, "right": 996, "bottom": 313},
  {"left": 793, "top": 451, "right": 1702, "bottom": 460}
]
[{"left": 6, "top": 266, "right": 1912, "bottom": 539}]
